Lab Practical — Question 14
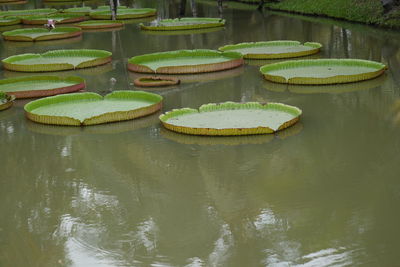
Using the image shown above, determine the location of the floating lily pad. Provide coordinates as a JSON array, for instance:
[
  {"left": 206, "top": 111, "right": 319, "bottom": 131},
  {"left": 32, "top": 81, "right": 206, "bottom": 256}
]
[
  {"left": 89, "top": 8, "right": 156, "bottom": 19},
  {"left": 219, "top": 41, "right": 322, "bottom": 59},
  {"left": 260, "top": 59, "right": 387, "bottom": 85},
  {"left": 2, "top": 27, "right": 82, "bottom": 41},
  {"left": 128, "top": 49, "right": 243, "bottom": 74},
  {"left": 62, "top": 7, "right": 92, "bottom": 15},
  {"left": 142, "top": 26, "right": 223, "bottom": 36},
  {"left": 0, "top": 17, "right": 20, "bottom": 26},
  {"left": 75, "top": 20, "right": 123, "bottom": 29},
  {"left": 25, "top": 91, "right": 163, "bottom": 126},
  {"left": 140, "top": 17, "right": 225, "bottom": 31},
  {"left": 2, "top": 49, "right": 112, "bottom": 72},
  {"left": 22, "top": 14, "right": 86, "bottom": 25},
  {"left": 160, "top": 102, "right": 302, "bottom": 136},
  {"left": 0, "top": 0, "right": 28, "bottom": 4},
  {"left": 95, "top": 5, "right": 128, "bottom": 10},
  {"left": 0, "top": 8, "right": 57, "bottom": 17},
  {"left": 130, "top": 66, "right": 244, "bottom": 85},
  {"left": 0, "top": 91, "right": 15, "bottom": 111},
  {"left": 0, "top": 75, "right": 85, "bottom": 98},
  {"left": 134, "top": 76, "right": 180, "bottom": 87}
]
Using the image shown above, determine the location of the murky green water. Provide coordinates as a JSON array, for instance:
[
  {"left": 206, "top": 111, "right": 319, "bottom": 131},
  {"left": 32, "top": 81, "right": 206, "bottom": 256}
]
[{"left": 2, "top": 1, "right": 400, "bottom": 266}]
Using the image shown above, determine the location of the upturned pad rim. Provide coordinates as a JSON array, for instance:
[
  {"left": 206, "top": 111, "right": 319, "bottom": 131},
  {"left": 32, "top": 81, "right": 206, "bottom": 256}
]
[
  {"left": 127, "top": 49, "right": 243, "bottom": 74},
  {"left": 0, "top": 75, "right": 85, "bottom": 98},
  {"left": 2, "top": 27, "right": 82, "bottom": 41},
  {"left": 21, "top": 13, "right": 86, "bottom": 25},
  {"left": 159, "top": 101, "right": 302, "bottom": 136},
  {"left": 133, "top": 76, "right": 180, "bottom": 87},
  {"left": 0, "top": 92, "right": 15, "bottom": 111},
  {"left": 259, "top": 58, "right": 387, "bottom": 85},
  {"left": 140, "top": 17, "right": 225, "bottom": 31},
  {"left": 218, "top": 40, "right": 322, "bottom": 59},
  {"left": 89, "top": 8, "right": 156, "bottom": 19},
  {"left": 0, "top": 8, "right": 57, "bottom": 17},
  {"left": 24, "top": 90, "right": 163, "bottom": 126},
  {"left": 2, "top": 49, "right": 112, "bottom": 72},
  {"left": 0, "top": 17, "right": 21, "bottom": 26},
  {"left": 75, "top": 20, "right": 124, "bottom": 29}
]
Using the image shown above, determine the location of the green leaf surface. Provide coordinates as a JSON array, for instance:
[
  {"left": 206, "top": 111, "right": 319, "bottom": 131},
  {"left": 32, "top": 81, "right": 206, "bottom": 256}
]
[
  {"left": 0, "top": 75, "right": 83, "bottom": 93},
  {"left": 129, "top": 49, "right": 242, "bottom": 71},
  {"left": 219, "top": 41, "right": 321, "bottom": 55},
  {"left": 260, "top": 58, "right": 386, "bottom": 80},
  {"left": 161, "top": 102, "right": 301, "bottom": 131},
  {"left": 25, "top": 91, "right": 162, "bottom": 122},
  {"left": 2, "top": 27, "right": 81, "bottom": 39}
]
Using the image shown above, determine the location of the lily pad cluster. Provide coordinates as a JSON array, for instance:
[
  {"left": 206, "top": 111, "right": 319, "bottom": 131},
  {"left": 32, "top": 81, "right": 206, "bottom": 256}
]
[{"left": 0, "top": 4, "right": 388, "bottom": 137}]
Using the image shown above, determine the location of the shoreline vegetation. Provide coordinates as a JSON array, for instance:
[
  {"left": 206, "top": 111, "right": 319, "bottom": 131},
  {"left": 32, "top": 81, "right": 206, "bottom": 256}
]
[{"left": 209, "top": 0, "right": 400, "bottom": 29}]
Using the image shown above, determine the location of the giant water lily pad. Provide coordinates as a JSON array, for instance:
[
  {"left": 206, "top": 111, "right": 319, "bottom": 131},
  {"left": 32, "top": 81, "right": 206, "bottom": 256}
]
[
  {"left": 25, "top": 91, "right": 163, "bottom": 126},
  {"left": 0, "top": 8, "right": 57, "bottom": 17},
  {"left": 260, "top": 59, "right": 387, "bottom": 85},
  {"left": 0, "top": 75, "right": 85, "bottom": 98},
  {"left": 75, "top": 20, "right": 123, "bottom": 29},
  {"left": 90, "top": 8, "right": 156, "bottom": 19},
  {"left": 128, "top": 49, "right": 243, "bottom": 74},
  {"left": 219, "top": 41, "right": 322, "bottom": 59},
  {"left": 2, "top": 27, "right": 82, "bottom": 41},
  {"left": 0, "top": 17, "right": 20, "bottom": 26},
  {"left": 0, "top": 0, "right": 28, "bottom": 4},
  {"left": 62, "top": 7, "right": 92, "bottom": 15},
  {"left": 134, "top": 76, "right": 180, "bottom": 87},
  {"left": 22, "top": 14, "right": 85, "bottom": 25},
  {"left": 2, "top": 49, "right": 112, "bottom": 72},
  {"left": 0, "top": 91, "right": 15, "bottom": 111},
  {"left": 160, "top": 102, "right": 301, "bottom": 136},
  {"left": 96, "top": 5, "right": 128, "bottom": 10},
  {"left": 140, "top": 17, "right": 225, "bottom": 31}
]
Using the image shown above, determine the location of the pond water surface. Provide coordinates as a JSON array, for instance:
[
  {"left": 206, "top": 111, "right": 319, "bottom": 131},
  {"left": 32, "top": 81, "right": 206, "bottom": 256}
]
[{"left": 1, "top": 1, "right": 400, "bottom": 266}]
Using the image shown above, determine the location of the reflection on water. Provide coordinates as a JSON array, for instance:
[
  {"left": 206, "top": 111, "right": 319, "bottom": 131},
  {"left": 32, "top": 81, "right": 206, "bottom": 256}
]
[{"left": 2, "top": 0, "right": 400, "bottom": 266}]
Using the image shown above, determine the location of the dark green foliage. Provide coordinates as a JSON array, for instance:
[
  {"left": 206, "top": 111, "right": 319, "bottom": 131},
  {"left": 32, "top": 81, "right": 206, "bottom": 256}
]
[{"left": 266, "top": 0, "right": 400, "bottom": 27}]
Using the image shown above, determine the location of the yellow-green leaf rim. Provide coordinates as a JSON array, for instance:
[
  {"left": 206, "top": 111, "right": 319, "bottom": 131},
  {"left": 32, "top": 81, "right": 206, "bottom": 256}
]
[
  {"left": 75, "top": 20, "right": 124, "bottom": 29},
  {"left": 128, "top": 49, "right": 243, "bottom": 74},
  {"left": 2, "top": 49, "right": 112, "bottom": 72},
  {"left": 0, "top": 75, "right": 85, "bottom": 98},
  {"left": 24, "top": 91, "right": 163, "bottom": 126},
  {"left": 219, "top": 40, "right": 322, "bottom": 59},
  {"left": 260, "top": 58, "right": 387, "bottom": 85},
  {"left": 160, "top": 102, "right": 302, "bottom": 136},
  {"left": 140, "top": 17, "right": 225, "bottom": 31},
  {"left": 89, "top": 8, "right": 156, "bottom": 20},
  {"left": 2, "top": 27, "right": 82, "bottom": 41}
]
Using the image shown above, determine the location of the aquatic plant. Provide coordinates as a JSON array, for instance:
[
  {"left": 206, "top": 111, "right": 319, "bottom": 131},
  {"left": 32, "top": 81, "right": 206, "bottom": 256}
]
[
  {"left": 140, "top": 17, "right": 225, "bottom": 31},
  {"left": 25, "top": 91, "right": 163, "bottom": 126},
  {"left": 160, "top": 102, "right": 302, "bottom": 136},
  {"left": 89, "top": 8, "right": 156, "bottom": 19},
  {"left": 2, "top": 27, "right": 82, "bottom": 41},
  {"left": 0, "top": 91, "right": 15, "bottom": 111},
  {"left": 260, "top": 58, "right": 387, "bottom": 84},
  {"left": 2, "top": 49, "right": 112, "bottom": 72},
  {"left": 128, "top": 49, "right": 243, "bottom": 74},
  {"left": 219, "top": 40, "right": 322, "bottom": 59},
  {"left": 134, "top": 76, "right": 180, "bottom": 87},
  {"left": 0, "top": 75, "right": 85, "bottom": 98}
]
